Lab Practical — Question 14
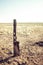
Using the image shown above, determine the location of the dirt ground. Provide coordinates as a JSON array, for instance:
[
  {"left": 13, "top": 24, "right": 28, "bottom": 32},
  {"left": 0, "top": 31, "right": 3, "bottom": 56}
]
[{"left": 0, "top": 23, "right": 43, "bottom": 65}]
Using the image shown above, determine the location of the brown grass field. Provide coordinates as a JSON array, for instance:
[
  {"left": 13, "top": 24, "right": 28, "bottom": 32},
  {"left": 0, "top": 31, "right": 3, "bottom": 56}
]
[{"left": 0, "top": 23, "right": 43, "bottom": 65}]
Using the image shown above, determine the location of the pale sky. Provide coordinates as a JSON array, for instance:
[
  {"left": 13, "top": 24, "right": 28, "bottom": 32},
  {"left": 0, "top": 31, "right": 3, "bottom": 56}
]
[{"left": 0, "top": 0, "right": 43, "bottom": 23}]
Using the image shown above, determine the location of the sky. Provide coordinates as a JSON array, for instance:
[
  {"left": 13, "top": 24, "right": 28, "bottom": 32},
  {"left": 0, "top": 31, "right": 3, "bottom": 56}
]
[{"left": 0, "top": 0, "right": 43, "bottom": 23}]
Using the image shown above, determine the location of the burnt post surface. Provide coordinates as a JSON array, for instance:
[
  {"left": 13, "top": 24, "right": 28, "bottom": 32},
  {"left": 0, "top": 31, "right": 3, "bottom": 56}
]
[{"left": 13, "top": 19, "right": 20, "bottom": 56}]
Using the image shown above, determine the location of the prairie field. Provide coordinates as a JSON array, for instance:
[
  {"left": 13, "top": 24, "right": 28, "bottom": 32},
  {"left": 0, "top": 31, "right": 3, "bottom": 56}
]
[{"left": 0, "top": 23, "right": 43, "bottom": 65}]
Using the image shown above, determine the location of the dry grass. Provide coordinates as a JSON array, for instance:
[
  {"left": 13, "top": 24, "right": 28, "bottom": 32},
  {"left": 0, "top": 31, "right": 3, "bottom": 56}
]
[{"left": 0, "top": 23, "right": 43, "bottom": 65}]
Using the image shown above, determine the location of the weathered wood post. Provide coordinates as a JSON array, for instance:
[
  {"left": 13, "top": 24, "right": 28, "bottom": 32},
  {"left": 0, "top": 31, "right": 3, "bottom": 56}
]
[{"left": 13, "top": 19, "right": 20, "bottom": 56}]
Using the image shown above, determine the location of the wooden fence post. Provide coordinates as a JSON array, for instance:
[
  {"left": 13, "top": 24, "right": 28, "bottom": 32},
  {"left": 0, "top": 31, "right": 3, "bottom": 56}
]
[{"left": 13, "top": 19, "right": 20, "bottom": 56}]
